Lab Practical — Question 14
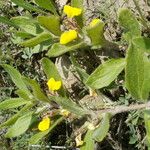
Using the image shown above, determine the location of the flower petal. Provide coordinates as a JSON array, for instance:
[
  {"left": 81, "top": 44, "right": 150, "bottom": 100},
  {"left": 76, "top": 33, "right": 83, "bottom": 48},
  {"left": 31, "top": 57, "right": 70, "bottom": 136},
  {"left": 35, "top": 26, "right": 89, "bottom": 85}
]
[
  {"left": 60, "top": 30, "right": 78, "bottom": 45},
  {"left": 47, "top": 78, "right": 56, "bottom": 91},
  {"left": 63, "top": 5, "right": 82, "bottom": 18},
  {"left": 38, "top": 117, "right": 50, "bottom": 131},
  {"left": 54, "top": 81, "right": 62, "bottom": 90}
]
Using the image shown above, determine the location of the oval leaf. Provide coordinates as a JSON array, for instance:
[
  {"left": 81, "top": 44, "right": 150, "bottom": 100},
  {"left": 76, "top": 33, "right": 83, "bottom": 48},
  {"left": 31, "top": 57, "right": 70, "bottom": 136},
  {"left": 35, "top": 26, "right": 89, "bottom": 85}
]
[
  {"left": 144, "top": 111, "right": 150, "bottom": 146},
  {"left": 11, "top": 0, "right": 46, "bottom": 14},
  {"left": 118, "top": 8, "right": 141, "bottom": 40},
  {"left": 22, "top": 77, "right": 50, "bottom": 103},
  {"left": 86, "top": 58, "right": 126, "bottom": 89},
  {"left": 86, "top": 21, "right": 106, "bottom": 46},
  {"left": 126, "top": 42, "right": 150, "bottom": 100},
  {"left": 47, "top": 42, "right": 86, "bottom": 57},
  {"left": 0, "top": 98, "right": 29, "bottom": 110},
  {"left": 20, "top": 32, "right": 51, "bottom": 47},
  {"left": 80, "top": 130, "right": 95, "bottom": 150},
  {"left": 52, "top": 96, "right": 88, "bottom": 116},
  {"left": 5, "top": 112, "right": 33, "bottom": 138},
  {"left": 38, "top": 16, "right": 61, "bottom": 36},
  {"left": 12, "top": 16, "right": 43, "bottom": 36},
  {"left": 0, "top": 16, "right": 18, "bottom": 28},
  {"left": 34, "top": 0, "right": 57, "bottom": 14},
  {"left": 0, "top": 103, "right": 33, "bottom": 129},
  {"left": 133, "top": 37, "right": 150, "bottom": 54},
  {"left": 1, "top": 64, "right": 29, "bottom": 91},
  {"left": 92, "top": 113, "right": 110, "bottom": 142}
]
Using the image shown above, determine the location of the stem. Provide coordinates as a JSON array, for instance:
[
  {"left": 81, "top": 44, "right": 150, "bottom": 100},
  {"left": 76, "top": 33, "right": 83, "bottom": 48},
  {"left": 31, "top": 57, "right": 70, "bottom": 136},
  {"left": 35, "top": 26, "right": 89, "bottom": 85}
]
[
  {"left": 94, "top": 101, "right": 150, "bottom": 115},
  {"left": 132, "top": 0, "right": 149, "bottom": 29}
]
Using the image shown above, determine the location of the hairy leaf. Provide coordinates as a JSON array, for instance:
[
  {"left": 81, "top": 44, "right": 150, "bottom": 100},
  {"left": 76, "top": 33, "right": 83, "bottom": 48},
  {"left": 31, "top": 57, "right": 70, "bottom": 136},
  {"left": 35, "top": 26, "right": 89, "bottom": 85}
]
[
  {"left": 92, "top": 113, "right": 110, "bottom": 142},
  {"left": 11, "top": 0, "right": 45, "bottom": 13},
  {"left": 1, "top": 64, "right": 29, "bottom": 92},
  {"left": 118, "top": 8, "right": 141, "bottom": 40},
  {"left": 12, "top": 16, "right": 43, "bottom": 35},
  {"left": 0, "top": 16, "right": 18, "bottom": 28},
  {"left": 80, "top": 130, "right": 95, "bottom": 150},
  {"left": 86, "top": 58, "right": 125, "bottom": 89},
  {"left": 23, "top": 77, "right": 50, "bottom": 103},
  {"left": 0, "top": 98, "right": 29, "bottom": 110},
  {"left": 125, "top": 42, "right": 150, "bottom": 100},
  {"left": 38, "top": 16, "right": 61, "bottom": 36},
  {"left": 52, "top": 96, "right": 88, "bottom": 116},
  {"left": 20, "top": 32, "right": 51, "bottom": 47},
  {"left": 47, "top": 42, "right": 86, "bottom": 57},
  {"left": 5, "top": 112, "right": 33, "bottom": 138},
  {"left": 34, "top": 0, "right": 57, "bottom": 14},
  {"left": 86, "top": 21, "right": 106, "bottom": 46},
  {"left": 133, "top": 37, "right": 150, "bottom": 53}
]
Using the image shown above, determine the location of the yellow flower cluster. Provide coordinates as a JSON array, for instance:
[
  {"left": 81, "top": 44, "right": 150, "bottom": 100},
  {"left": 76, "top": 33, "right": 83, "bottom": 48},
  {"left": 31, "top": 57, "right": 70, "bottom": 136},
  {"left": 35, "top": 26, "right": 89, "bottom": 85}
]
[
  {"left": 59, "top": 5, "right": 82, "bottom": 45},
  {"left": 38, "top": 117, "right": 50, "bottom": 131},
  {"left": 47, "top": 78, "right": 61, "bottom": 91}
]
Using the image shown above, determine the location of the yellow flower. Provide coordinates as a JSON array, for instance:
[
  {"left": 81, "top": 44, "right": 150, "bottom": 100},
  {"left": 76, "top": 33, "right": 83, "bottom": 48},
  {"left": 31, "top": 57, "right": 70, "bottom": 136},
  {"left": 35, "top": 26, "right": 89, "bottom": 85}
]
[
  {"left": 89, "top": 18, "right": 101, "bottom": 27},
  {"left": 60, "top": 109, "right": 70, "bottom": 117},
  {"left": 60, "top": 30, "right": 78, "bottom": 45},
  {"left": 47, "top": 78, "right": 61, "bottom": 91},
  {"left": 63, "top": 5, "right": 82, "bottom": 18},
  {"left": 38, "top": 117, "right": 50, "bottom": 131},
  {"left": 75, "top": 133, "right": 84, "bottom": 147}
]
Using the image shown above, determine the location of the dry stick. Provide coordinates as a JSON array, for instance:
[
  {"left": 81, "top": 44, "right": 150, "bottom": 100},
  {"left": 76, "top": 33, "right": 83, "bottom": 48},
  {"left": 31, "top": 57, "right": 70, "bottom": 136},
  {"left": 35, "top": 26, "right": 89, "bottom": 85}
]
[{"left": 94, "top": 101, "right": 150, "bottom": 115}]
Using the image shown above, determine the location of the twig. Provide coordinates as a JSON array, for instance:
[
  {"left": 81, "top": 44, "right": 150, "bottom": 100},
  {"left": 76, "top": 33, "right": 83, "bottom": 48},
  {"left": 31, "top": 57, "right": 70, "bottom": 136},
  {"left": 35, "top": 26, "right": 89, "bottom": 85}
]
[{"left": 94, "top": 101, "right": 150, "bottom": 115}]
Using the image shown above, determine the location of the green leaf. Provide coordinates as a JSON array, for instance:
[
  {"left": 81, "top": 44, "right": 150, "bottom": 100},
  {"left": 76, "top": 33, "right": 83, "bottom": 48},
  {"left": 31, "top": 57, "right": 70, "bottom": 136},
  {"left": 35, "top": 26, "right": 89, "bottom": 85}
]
[
  {"left": 1, "top": 64, "right": 29, "bottom": 91},
  {"left": 11, "top": 0, "right": 46, "bottom": 14},
  {"left": 71, "top": 0, "right": 84, "bottom": 28},
  {"left": 86, "top": 58, "right": 126, "bottom": 89},
  {"left": 0, "top": 16, "right": 18, "bottom": 28},
  {"left": 15, "top": 31, "right": 34, "bottom": 39},
  {"left": 125, "top": 42, "right": 150, "bottom": 100},
  {"left": 0, "top": 98, "right": 29, "bottom": 110},
  {"left": 15, "top": 89, "right": 33, "bottom": 100},
  {"left": 0, "top": 103, "right": 33, "bottom": 129},
  {"left": 37, "top": 16, "right": 61, "bottom": 36},
  {"left": 118, "top": 8, "right": 141, "bottom": 40},
  {"left": 80, "top": 130, "right": 95, "bottom": 150},
  {"left": 52, "top": 96, "right": 88, "bottom": 116},
  {"left": 92, "top": 113, "right": 110, "bottom": 142},
  {"left": 70, "top": 53, "right": 89, "bottom": 84},
  {"left": 144, "top": 111, "right": 150, "bottom": 146},
  {"left": 29, "top": 117, "right": 64, "bottom": 144},
  {"left": 12, "top": 16, "right": 43, "bottom": 36},
  {"left": 20, "top": 32, "right": 51, "bottom": 47},
  {"left": 5, "top": 112, "right": 33, "bottom": 138},
  {"left": 34, "top": 0, "right": 57, "bottom": 14},
  {"left": 47, "top": 42, "right": 86, "bottom": 57},
  {"left": 132, "top": 37, "right": 150, "bottom": 53},
  {"left": 86, "top": 20, "right": 106, "bottom": 46},
  {"left": 41, "top": 57, "right": 66, "bottom": 96},
  {"left": 23, "top": 77, "right": 50, "bottom": 103}
]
